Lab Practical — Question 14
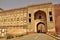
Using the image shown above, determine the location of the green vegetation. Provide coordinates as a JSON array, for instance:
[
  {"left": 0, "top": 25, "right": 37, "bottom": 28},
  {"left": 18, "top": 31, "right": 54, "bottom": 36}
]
[
  {"left": 53, "top": 34, "right": 60, "bottom": 37},
  {"left": 7, "top": 35, "right": 14, "bottom": 39},
  {"left": 15, "top": 34, "right": 24, "bottom": 37},
  {"left": 15, "top": 34, "right": 27, "bottom": 37},
  {"left": 53, "top": 34, "right": 59, "bottom": 37},
  {"left": 6, "top": 34, "right": 28, "bottom": 39},
  {"left": 0, "top": 36, "right": 5, "bottom": 38}
]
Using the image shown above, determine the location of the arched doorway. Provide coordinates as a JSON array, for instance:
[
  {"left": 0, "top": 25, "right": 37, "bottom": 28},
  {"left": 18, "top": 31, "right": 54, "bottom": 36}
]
[
  {"left": 34, "top": 10, "right": 47, "bottom": 33},
  {"left": 37, "top": 22, "right": 46, "bottom": 33}
]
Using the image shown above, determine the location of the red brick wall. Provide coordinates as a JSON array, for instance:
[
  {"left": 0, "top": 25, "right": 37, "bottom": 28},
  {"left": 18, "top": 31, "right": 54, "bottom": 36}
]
[{"left": 54, "top": 4, "right": 60, "bottom": 35}]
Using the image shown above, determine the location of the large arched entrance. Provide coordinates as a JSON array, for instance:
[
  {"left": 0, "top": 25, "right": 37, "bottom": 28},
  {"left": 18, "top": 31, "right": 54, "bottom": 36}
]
[
  {"left": 34, "top": 10, "right": 47, "bottom": 33},
  {"left": 37, "top": 22, "right": 46, "bottom": 33}
]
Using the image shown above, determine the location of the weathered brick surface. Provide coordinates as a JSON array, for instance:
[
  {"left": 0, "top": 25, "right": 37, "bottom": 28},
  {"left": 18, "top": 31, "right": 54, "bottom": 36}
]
[{"left": 54, "top": 4, "right": 60, "bottom": 35}]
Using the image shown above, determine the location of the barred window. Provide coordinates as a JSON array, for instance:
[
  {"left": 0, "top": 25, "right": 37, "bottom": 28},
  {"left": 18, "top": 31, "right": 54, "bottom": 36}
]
[
  {"left": 50, "top": 17, "right": 53, "bottom": 21},
  {"left": 49, "top": 11, "right": 52, "bottom": 15},
  {"left": 39, "top": 16, "right": 41, "bottom": 19},
  {"left": 29, "top": 14, "right": 31, "bottom": 17},
  {"left": 29, "top": 18, "right": 31, "bottom": 23}
]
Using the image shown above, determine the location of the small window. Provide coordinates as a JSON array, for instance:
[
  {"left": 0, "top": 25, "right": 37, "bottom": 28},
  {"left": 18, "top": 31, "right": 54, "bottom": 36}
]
[
  {"left": 50, "top": 17, "right": 53, "bottom": 21},
  {"left": 49, "top": 11, "right": 52, "bottom": 15},
  {"left": 39, "top": 16, "right": 41, "bottom": 19},
  {"left": 29, "top": 14, "right": 31, "bottom": 17},
  {"left": 29, "top": 18, "right": 31, "bottom": 23}
]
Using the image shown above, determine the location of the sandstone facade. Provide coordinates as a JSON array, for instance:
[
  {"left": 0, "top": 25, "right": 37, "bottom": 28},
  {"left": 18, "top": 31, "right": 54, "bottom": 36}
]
[{"left": 0, "top": 2, "right": 60, "bottom": 36}]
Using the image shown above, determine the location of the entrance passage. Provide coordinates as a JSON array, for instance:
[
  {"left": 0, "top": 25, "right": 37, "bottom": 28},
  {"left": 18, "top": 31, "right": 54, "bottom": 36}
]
[
  {"left": 34, "top": 10, "right": 47, "bottom": 33},
  {"left": 37, "top": 22, "right": 46, "bottom": 33}
]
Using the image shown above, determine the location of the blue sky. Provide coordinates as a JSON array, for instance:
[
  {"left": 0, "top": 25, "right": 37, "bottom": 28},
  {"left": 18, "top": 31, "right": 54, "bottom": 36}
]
[{"left": 0, "top": 0, "right": 60, "bottom": 10}]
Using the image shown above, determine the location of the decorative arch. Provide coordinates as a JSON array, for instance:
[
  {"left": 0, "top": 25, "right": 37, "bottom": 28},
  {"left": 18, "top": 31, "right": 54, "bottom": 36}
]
[
  {"left": 37, "top": 22, "right": 47, "bottom": 33},
  {"left": 37, "top": 22, "right": 45, "bottom": 27},
  {"left": 34, "top": 10, "right": 46, "bottom": 20},
  {"left": 34, "top": 10, "right": 47, "bottom": 33}
]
